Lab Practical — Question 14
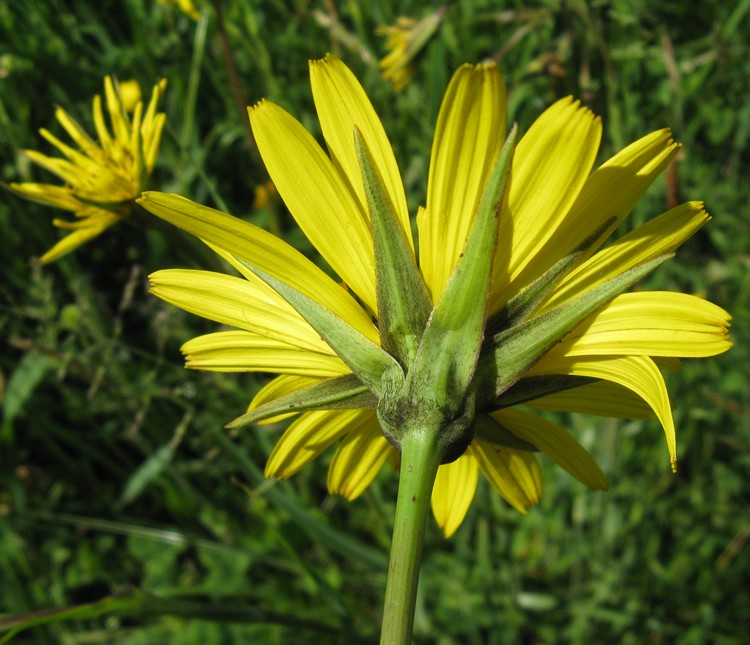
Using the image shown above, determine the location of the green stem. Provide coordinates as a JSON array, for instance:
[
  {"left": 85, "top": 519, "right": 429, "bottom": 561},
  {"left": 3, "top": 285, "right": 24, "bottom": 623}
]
[{"left": 380, "top": 428, "right": 444, "bottom": 644}]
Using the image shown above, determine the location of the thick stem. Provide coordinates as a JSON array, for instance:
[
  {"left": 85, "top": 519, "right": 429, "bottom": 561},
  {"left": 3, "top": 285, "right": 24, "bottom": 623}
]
[{"left": 380, "top": 429, "right": 443, "bottom": 644}]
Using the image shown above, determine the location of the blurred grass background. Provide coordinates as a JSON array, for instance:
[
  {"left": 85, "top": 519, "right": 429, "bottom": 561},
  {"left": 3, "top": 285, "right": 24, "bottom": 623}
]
[{"left": 1, "top": 0, "right": 748, "bottom": 642}]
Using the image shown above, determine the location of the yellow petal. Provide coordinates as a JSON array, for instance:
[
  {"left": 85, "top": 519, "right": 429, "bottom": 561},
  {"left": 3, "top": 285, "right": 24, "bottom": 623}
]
[
  {"left": 419, "top": 63, "right": 506, "bottom": 300},
  {"left": 525, "top": 381, "right": 654, "bottom": 419},
  {"left": 138, "top": 192, "right": 380, "bottom": 344},
  {"left": 8, "top": 182, "right": 83, "bottom": 211},
  {"left": 55, "top": 107, "right": 95, "bottom": 151},
  {"left": 39, "top": 214, "right": 119, "bottom": 263},
  {"left": 506, "top": 129, "right": 679, "bottom": 299},
  {"left": 529, "top": 355, "right": 677, "bottom": 470},
  {"left": 327, "top": 412, "right": 389, "bottom": 500},
  {"left": 181, "top": 330, "right": 348, "bottom": 377},
  {"left": 39, "top": 124, "right": 100, "bottom": 171},
  {"left": 248, "top": 375, "right": 322, "bottom": 425},
  {"left": 430, "top": 453, "right": 479, "bottom": 538},
  {"left": 492, "top": 97, "right": 602, "bottom": 307},
  {"left": 149, "top": 269, "right": 333, "bottom": 354},
  {"left": 310, "top": 55, "right": 412, "bottom": 251},
  {"left": 104, "top": 75, "right": 129, "bottom": 145},
  {"left": 22, "top": 147, "right": 81, "bottom": 185},
  {"left": 555, "top": 292, "right": 732, "bottom": 358},
  {"left": 248, "top": 100, "right": 377, "bottom": 313},
  {"left": 489, "top": 409, "right": 608, "bottom": 490},
  {"left": 545, "top": 201, "right": 709, "bottom": 308},
  {"left": 92, "top": 93, "right": 114, "bottom": 156},
  {"left": 141, "top": 80, "right": 167, "bottom": 171},
  {"left": 265, "top": 409, "right": 369, "bottom": 479},
  {"left": 469, "top": 440, "right": 542, "bottom": 512},
  {"left": 129, "top": 102, "right": 144, "bottom": 185}
]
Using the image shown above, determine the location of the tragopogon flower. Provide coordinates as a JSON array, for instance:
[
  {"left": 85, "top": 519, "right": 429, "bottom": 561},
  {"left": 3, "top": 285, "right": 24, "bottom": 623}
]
[
  {"left": 9, "top": 76, "right": 166, "bottom": 263},
  {"left": 377, "top": 6, "right": 448, "bottom": 91},
  {"left": 141, "top": 55, "right": 731, "bottom": 538}
]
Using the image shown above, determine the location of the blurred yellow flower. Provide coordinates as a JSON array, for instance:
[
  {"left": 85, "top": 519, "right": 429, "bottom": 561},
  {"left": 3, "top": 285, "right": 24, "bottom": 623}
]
[
  {"left": 252, "top": 180, "right": 278, "bottom": 210},
  {"left": 141, "top": 56, "right": 731, "bottom": 538},
  {"left": 156, "top": 0, "right": 200, "bottom": 20},
  {"left": 9, "top": 77, "right": 167, "bottom": 263},
  {"left": 118, "top": 79, "right": 142, "bottom": 112},
  {"left": 377, "top": 6, "right": 448, "bottom": 91}
]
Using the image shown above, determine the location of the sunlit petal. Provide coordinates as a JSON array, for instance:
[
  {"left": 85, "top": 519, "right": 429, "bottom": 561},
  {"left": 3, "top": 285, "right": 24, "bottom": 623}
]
[
  {"left": 420, "top": 63, "right": 506, "bottom": 300},
  {"left": 149, "top": 269, "right": 332, "bottom": 354},
  {"left": 492, "top": 97, "right": 602, "bottom": 306},
  {"left": 310, "top": 55, "right": 411, "bottom": 249},
  {"left": 139, "top": 193, "right": 380, "bottom": 345},
  {"left": 181, "top": 330, "right": 349, "bottom": 377},
  {"left": 506, "top": 129, "right": 680, "bottom": 300},
  {"left": 249, "top": 99, "right": 377, "bottom": 313},
  {"left": 555, "top": 292, "right": 732, "bottom": 358}
]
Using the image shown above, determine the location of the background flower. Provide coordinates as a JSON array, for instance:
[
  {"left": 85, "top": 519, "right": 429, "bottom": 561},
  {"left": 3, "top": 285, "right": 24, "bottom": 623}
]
[{"left": 8, "top": 76, "right": 166, "bottom": 262}]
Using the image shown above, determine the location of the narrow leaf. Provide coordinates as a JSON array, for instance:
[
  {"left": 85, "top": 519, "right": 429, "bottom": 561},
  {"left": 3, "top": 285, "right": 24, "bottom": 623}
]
[{"left": 355, "top": 127, "right": 431, "bottom": 364}]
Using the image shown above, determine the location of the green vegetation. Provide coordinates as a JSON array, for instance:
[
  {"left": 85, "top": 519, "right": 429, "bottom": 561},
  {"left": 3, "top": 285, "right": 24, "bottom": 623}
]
[{"left": 1, "top": 0, "right": 748, "bottom": 642}]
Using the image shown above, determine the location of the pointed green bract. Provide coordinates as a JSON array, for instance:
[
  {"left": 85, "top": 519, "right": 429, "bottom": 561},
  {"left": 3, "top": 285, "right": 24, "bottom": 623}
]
[
  {"left": 479, "top": 254, "right": 672, "bottom": 403},
  {"left": 407, "top": 126, "right": 517, "bottom": 398},
  {"left": 237, "top": 259, "right": 403, "bottom": 396},
  {"left": 354, "top": 127, "right": 431, "bottom": 366},
  {"left": 235, "top": 260, "right": 403, "bottom": 395},
  {"left": 377, "top": 126, "right": 517, "bottom": 460},
  {"left": 487, "top": 217, "right": 616, "bottom": 335},
  {"left": 227, "top": 374, "right": 375, "bottom": 427}
]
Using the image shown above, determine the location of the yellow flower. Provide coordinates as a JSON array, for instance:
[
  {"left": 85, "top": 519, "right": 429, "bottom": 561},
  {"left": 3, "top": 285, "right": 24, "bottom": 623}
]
[
  {"left": 156, "top": 0, "right": 201, "bottom": 20},
  {"left": 9, "top": 77, "right": 167, "bottom": 263},
  {"left": 252, "top": 180, "right": 278, "bottom": 210},
  {"left": 377, "top": 6, "right": 448, "bottom": 91},
  {"left": 118, "top": 79, "right": 142, "bottom": 112},
  {"left": 141, "top": 56, "right": 731, "bottom": 538}
]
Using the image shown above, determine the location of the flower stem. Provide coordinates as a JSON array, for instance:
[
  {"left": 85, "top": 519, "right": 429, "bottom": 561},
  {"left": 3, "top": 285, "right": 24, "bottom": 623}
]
[{"left": 380, "top": 428, "right": 443, "bottom": 644}]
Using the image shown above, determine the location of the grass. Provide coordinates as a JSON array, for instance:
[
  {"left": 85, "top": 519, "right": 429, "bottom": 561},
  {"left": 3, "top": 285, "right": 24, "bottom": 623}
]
[{"left": 1, "top": 0, "right": 748, "bottom": 642}]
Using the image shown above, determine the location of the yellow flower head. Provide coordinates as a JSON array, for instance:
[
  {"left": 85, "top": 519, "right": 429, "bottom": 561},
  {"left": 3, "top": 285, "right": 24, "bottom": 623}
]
[
  {"left": 377, "top": 6, "right": 448, "bottom": 91},
  {"left": 252, "top": 180, "right": 278, "bottom": 210},
  {"left": 141, "top": 56, "right": 731, "bottom": 538},
  {"left": 156, "top": 0, "right": 201, "bottom": 20},
  {"left": 9, "top": 76, "right": 167, "bottom": 263},
  {"left": 118, "top": 79, "right": 143, "bottom": 112}
]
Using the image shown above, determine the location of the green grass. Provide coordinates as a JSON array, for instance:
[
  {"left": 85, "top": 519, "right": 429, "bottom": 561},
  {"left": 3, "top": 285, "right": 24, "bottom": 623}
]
[{"left": 1, "top": 0, "right": 748, "bottom": 642}]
